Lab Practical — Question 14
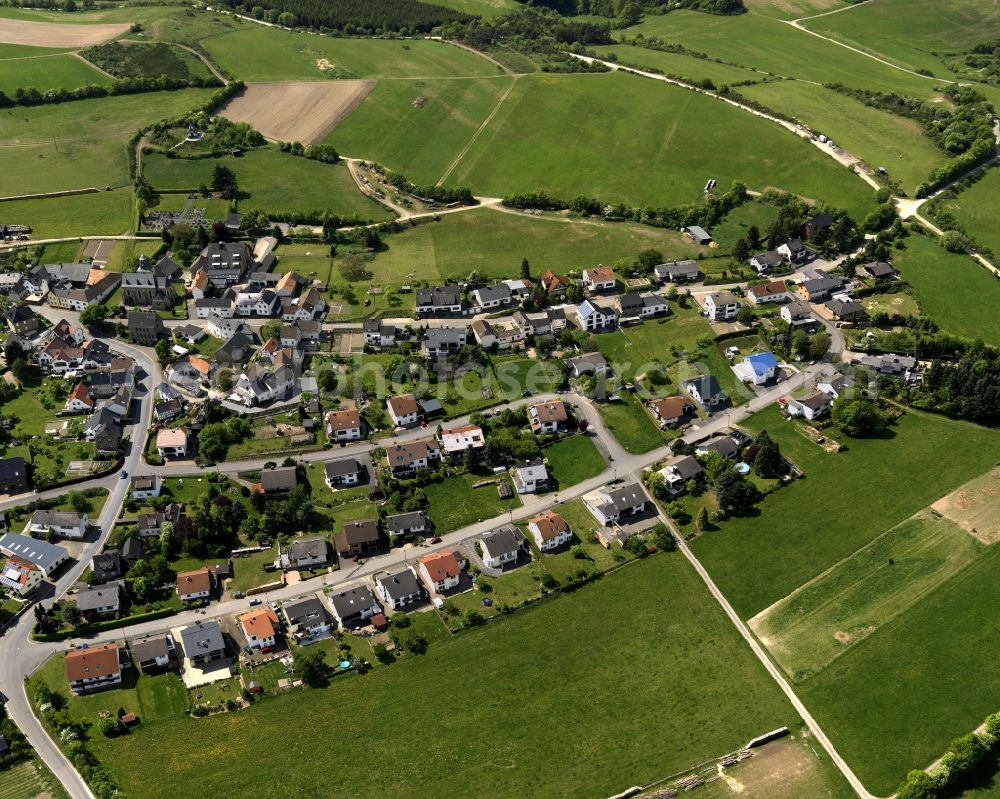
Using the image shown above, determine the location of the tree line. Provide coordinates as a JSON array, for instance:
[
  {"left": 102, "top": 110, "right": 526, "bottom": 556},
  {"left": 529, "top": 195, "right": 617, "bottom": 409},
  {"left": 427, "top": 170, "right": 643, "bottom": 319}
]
[
  {"left": 0, "top": 74, "right": 222, "bottom": 110},
  {"left": 219, "top": 0, "right": 471, "bottom": 34}
]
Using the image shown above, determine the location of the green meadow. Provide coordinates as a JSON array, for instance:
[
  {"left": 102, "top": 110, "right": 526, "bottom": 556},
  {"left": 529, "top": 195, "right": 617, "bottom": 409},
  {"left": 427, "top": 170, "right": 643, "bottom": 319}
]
[
  {"left": 327, "top": 76, "right": 514, "bottom": 185},
  {"left": 142, "top": 148, "right": 391, "bottom": 220},
  {"left": 589, "top": 43, "right": 765, "bottom": 86},
  {"left": 444, "top": 71, "right": 876, "bottom": 217},
  {"left": 0, "top": 88, "right": 215, "bottom": 194},
  {"left": 204, "top": 27, "right": 501, "bottom": 81},
  {"left": 738, "top": 80, "right": 945, "bottom": 194},
  {"left": 926, "top": 165, "right": 1000, "bottom": 261},
  {"left": 0, "top": 189, "right": 133, "bottom": 237},
  {"left": 0, "top": 52, "right": 109, "bottom": 96},
  {"left": 77, "top": 555, "right": 806, "bottom": 799}
]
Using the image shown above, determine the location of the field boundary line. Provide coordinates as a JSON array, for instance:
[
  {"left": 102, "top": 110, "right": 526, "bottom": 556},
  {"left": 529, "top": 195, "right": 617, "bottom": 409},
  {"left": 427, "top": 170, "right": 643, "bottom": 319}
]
[
  {"left": 436, "top": 75, "right": 518, "bottom": 187},
  {"left": 791, "top": 0, "right": 874, "bottom": 23},
  {"left": 72, "top": 49, "right": 114, "bottom": 80}
]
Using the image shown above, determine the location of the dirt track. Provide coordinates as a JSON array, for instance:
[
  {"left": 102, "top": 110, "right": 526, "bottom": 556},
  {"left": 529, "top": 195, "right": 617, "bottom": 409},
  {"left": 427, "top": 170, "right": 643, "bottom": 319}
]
[
  {"left": 218, "top": 80, "right": 375, "bottom": 145},
  {"left": 0, "top": 17, "right": 129, "bottom": 47}
]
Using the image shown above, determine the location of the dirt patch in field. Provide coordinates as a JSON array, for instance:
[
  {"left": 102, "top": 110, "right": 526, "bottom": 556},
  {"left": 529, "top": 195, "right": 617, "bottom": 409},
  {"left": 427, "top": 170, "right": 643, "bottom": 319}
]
[
  {"left": 219, "top": 80, "right": 376, "bottom": 146},
  {"left": 834, "top": 625, "right": 874, "bottom": 646},
  {"left": 0, "top": 17, "right": 129, "bottom": 47},
  {"left": 932, "top": 467, "right": 1000, "bottom": 544},
  {"left": 315, "top": 58, "right": 334, "bottom": 72}
]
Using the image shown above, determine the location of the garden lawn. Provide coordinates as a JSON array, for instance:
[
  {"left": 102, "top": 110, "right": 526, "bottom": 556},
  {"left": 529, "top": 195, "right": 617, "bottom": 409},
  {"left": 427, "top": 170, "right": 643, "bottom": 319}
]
[
  {"left": 596, "top": 393, "right": 665, "bottom": 454},
  {"left": 0, "top": 51, "right": 110, "bottom": 97},
  {"left": 229, "top": 546, "right": 280, "bottom": 593},
  {"left": 142, "top": 148, "right": 391, "bottom": 221},
  {"left": 859, "top": 291, "right": 919, "bottom": 318},
  {"left": 445, "top": 71, "right": 876, "bottom": 218},
  {"left": 590, "top": 43, "right": 763, "bottom": 87},
  {"left": 0, "top": 758, "right": 70, "bottom": 799},
  {"left": 348, "top": 207, "right": 703, "bottom": 288},
  {"left": 693, "top": 405, "right": 1000, "bottom": 618},
  {"left": 542, "top": 434, "right": 607, "bottom": 489},
  {"left": 738, "top": 80, "right": 945, "bottom": 195},
  {"left": 424, "top": 471, "right": 520, "bottom": 532},
  {"left": 204, "top": 29, "right": 501, "bottom": 82},
  {"left": 104, "top": 239, "right": 163, "bottom": 271},
  {"left": 927, "top": 164, "right": 1000, "bottom": 261},
  {"left": 596, "top": 306, "right": 713, "bottom": 383},
  {"left": 491, "top": 357, "right": 563, "bottom": 400},
  {"left": 0, "top": 88, "right": 216, "bottom": 195},
  {"left": 535, "top": 498, "right": 633, "bottom": 583},
  {"left": 804, "top": 0, "right": 1000, "bottom": 79},
  {"left": 327, "top": 76, "right": 514, "bottom": 186},
  {"left": 311, "top": 495, "right": 379, "bottom": 536},
  {"left": 893, "top": 232, "right": 1000, "bottom": 346},
  {"left": 81, "top": 554, "right": 807, "bottom": 799},
  {"left": 709, "top": 200, "right": 780, "bottom": 253},
  {"left": 444, "top": 556, "right": 549, "bottom": 622},
  {"left": 0, "top": 190, "right": 133, "bottom": 238},
  {"left": 620, "top": 11, "right": 946, "bottom": 97}
]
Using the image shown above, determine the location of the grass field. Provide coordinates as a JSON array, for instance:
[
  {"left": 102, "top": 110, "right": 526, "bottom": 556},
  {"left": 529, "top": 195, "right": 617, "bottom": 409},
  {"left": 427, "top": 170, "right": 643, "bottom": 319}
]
[
  {"left": 597, "top": 393, "right": 666, "bottom": 454},
  {"left": 491, "top": 357, "right": 564, "bottom": 400},
  {"left": 620, "top": 11, "right": 947, "bottom": 97},
  {"left": 142, "top": 148, "right": 391, "bottom": 221},
  {"left": 927, "top": 165, "right": 1000, "bottom": 260},
  {"left": 893, "top": 232, "right": 1000, "bottom": 346},
  {"left": 424, "top": 470, "right": 520, "bottom": 532},
  {"left": 804, "top": 0, "right": 1000, "bottom": 79},
  {"left": 430, "top": 0, "right": 519, "bottom": 17},
  {"left": 327, "top": 75, "right": 513, "bottom": 185},
  {"left": 542, "top": 434, "right": 607, "bottom": 489},
  {"left": 0, "top": 189, "right": 133, "bottom": 237},
  {"left": 0, "top": 758, "right": 70, "bottom": 799},
  {"left": 591, "top": 43, "right": 766, "bottom": 86},
  {"left": 750, "top": 510, "right": 983, "bottom": 680},
  {"left": 693, "top": 405, "right": 1000, "bottom": 618},
  {"left": 0, "top": 51, "right": 110, "bottom": 96},
  {"left": 445, "top": 71, "right": 876, "bottom": 217},
  {"left": 743, "top": 0, "right": 850, "bottom": 17},
  {"left": 933, "top": 467, "right": 1000, "bottom": 543},
  {"left": 204, "top": 28, "right": 501, "bottom": 82},
  {"left": 0, "top": 88, "right": 215, "bottom": 194},
  {"left": 859, "top": 291, "right": 920, "bottom": 318},
  {"left": 738, "top": 80, "right": 945, "bottom": 194},
  {"left": 709, "top": 200, "right": 780, "bottom": 252},
  {"left": 80, "top": 554, "right": 807, "bottom": 799}
]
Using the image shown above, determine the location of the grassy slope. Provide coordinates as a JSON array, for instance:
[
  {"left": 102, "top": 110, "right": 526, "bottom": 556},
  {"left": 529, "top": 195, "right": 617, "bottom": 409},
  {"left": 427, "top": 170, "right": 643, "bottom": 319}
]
[
  {"left": 0, "top": 189, "right": 133, "bottom": 237},
  {"left": 327, "top": 76, "right": 514, "bottom": 185},
  {"left": 142, "top": 148, "right": 391, "bottom": 220},
  {"left": 347, "top": 207, "right": 703, "bottom": 285},
  {"left": 0, "top": 88, "right": 215, "bottom": 194},
  {"left": 88, "top": 555, "right": 805, "bottom": 799},
  {"left": 0, "top": 52, "right": 110, "bottom": 96},
  {"left": 804, "top": 0, "right": 1000, "bottom": 78},
  {"left": 542, "top": 434, "right": 607, "bottom": 488},
  {"left": 445, "top": 71, "right": 875, "bottom": 217},
  {"left": 738, "top": 80, "right": 944, "bottom": 194},
  {"left": 589, "top": 43, "right": 764, "bottom": 85},
  {"left": 692, "top": 405, "right": 1000, "bottom": 618},
  {"left": 893, "top": 232, "right": 1000, "bottom": 346},
  {"left": 742, "top": 0, "right": 849, "bottom": 18},
  {"left": 204, "top": 28, "right": 501, "bottom": 81},
  {"left": 619, "top": 11, "right": 945, "bottom": 97},
  {"left": 928, "top": 165, "right": 1000, "bottom": 260}
]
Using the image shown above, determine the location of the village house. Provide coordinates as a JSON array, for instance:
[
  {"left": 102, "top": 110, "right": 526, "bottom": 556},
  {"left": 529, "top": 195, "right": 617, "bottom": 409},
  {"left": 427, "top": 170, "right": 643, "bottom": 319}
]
[
  {"left": 422, "top": 326, "right": 468, "bottom": 358},
  {"left": 778, "top": 238, "right": 810, "bottom": 264},
  {"left": 654, "top": 260, "right": 700, "bottom": 284},
  {"left": 154, "top": 398, "right": 184, "bottom": 423},
  {"left": 385, "top": 438, "right": 441, "bottom": 477},
  {"left": 386, "top": 510, "right": 430, "bottom": 538},
  {"left": 818, "top": 373, "right": 853, "bottom": 398},
  {"left": 821, "top": 297, "right": 865, "bottom": 322},
  {"left": 472, "top": 283, "right": 513, "bottom": 310},
  {"left": 156, "top": 428, "right": 190, "bottom": 458},
  {"left": 324, "top": 458, "right": 365, "bottom": 488},
  {"left": 647, "top": 395, "right": 694, "bottom": 427},
  {"left": 75, "top": 582, "right": 122, "bottom": 621},
  {"left": 781, "top": 298, "right": 817, "bottom": 329},
  {"left": 479, "top": 526, "right": 527, "bottom": 569},
  {"left": 582, "top": 266, "right": 617, "bottom": 293},
  {"left": 695, "top": 435, "right": 741, "bottom": 459},
  {"left": 439, "top": 424, "right": 485, "bottom": 459},
  {"left": 471, "top": 318, "right": 525, "bottom": 350},
  {"left": 131, "top": 635, "right": 177, "bottom": 673},
  {"left": 683, "top": 375, "right": 727, "bottom": 409},
  {"left": 324, "top": 409, "right": 363, "bottom": 442},
  {"left": 280, "top": 536, "right": 329, "bottom": 571},
  {"left": 733, "top": 352, "right": 779, "bottom": 386},
  {"left": 859, "top": 353, "right": 920, "bottom": 381},
  {"left": 575, "top": 298, "right": 619, "bottom": 331},
  {"left": 328, "top": 585, "right": 381, "bottom": 628},
  {"left": 704, "top": 291, "right": 741, "bottom": 322},
  {"left": 137, "top": 503, "right": 182, "bottom": 538},
  {"left": 786, "top": 390, "right": 832, "bottom": 420},
  {"left": 511, "top": 459, "right": 549, "bottom": 494},
  {"left": 283, "top": 597, "right": 332, "bottom": 640},
  {"left": 539, "top": 270, "right": 569, "bottom": 296},
  {"left": 65, "top": 642, "right": 124, "bottom": 694},
  {"left": 585, "top": 482, "right": 649, "bottom": 526},
  {"left": 334, "top": 519, "right": 381, "bottom": 558},
  {"left": 418, "top": 550, "right": 465, "bottom": 594},
  {"left": 747, "top": 281, "right": 788, "bottom": 306},
  {"left": 239, "top": 607, "right": 280, "bottom": 652},
  {"left": 257, "top": 466, "right": 298, "bottom": 498},
  {"left": 64, "top": 382, "right": 93, "bottom": 413},
  {"left": 363, "top": 319, "right": 397, "bottom": 349},
  {"left": 527, "top": 511, "right": 573, "bottom": 551},
  {"left": 657, "top": 454, "right": 704, "bottom": 497},
  {"left": 127, "top": 310, "right": 166, "bottom": 346},
  {"left": 130, "top": 475, "right": 161, "bottom": 501},
  {"left": 5, "top": 305, "right": 38, "bottom": 336},
  {"left": 567, "top": 352, "right": 610, "bottom": 378},
  {"left": 175, "top": 567, "right": 214, "bottom": 603},
  {"left": 416, "top": 286, "right": 463, "bottom": 316},
  {"left": 0, "top": 457, "right": 28, "bottom": 493},
  {"left": 191, "top": 241, "right": 250, "bottom": 287},
  {"left": 862, "top": 261, "right": 897, "bottom": 280},
  {"left": 178, "top": 620, "right": 226, "bottom": 666},
  {"left": 0, "top": 557, "right": 41, "bottom": 596},
  {"left": 387, "top": 394, "right": 421, "bottom": 428},
  {"left": 749, "top": 250, "right": 784, "bottom": 275},
  {"left": 796, "top": 276, "right": 844, "bottom": 303},
  {"left": 90, "top": 551, "right": 125, "bottom": 585},
  {"left": 0, "top": 532, "right": 69, "bottom": 578},
  {"left": 376, "top": 568, "right": 424, "bottom": 610},
  {"left": 528, "top": 399, "right": 568, "bottom": 434},
  {"left": 639, "top": 293, "right": 668, "bottom": 318},
  {"left": 26, "top": 510, "right": 88, "bottom": 540}
]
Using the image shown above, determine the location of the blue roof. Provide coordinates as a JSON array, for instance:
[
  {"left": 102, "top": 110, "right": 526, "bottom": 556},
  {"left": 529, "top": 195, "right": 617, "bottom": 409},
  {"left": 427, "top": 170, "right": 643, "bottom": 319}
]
[
  {"left": 577, "top": 300, "right": 597, "bottom": 319},
  {"left": 745, "top": 352, "right": 778, "bottom": 375}
]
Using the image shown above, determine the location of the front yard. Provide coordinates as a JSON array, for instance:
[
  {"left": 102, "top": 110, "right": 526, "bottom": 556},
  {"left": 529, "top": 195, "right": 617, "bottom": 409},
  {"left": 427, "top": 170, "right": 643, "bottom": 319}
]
[{"left": 423, "top": 471, "right": 520, "bottom": 533}]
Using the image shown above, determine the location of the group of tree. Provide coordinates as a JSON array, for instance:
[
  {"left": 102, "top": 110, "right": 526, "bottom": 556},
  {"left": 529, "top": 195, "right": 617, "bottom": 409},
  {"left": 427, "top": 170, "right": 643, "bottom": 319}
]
[
  {"left": 224, "top": 0, "right": 470, "bottom": 35},
  {"left": 198, "top": 417, "right": 253, "bottom": 462},
  {"left": 897, "top": 713, "right": 1000, "bottom": 799},
  {"left": 0, "top": 74, "right": 221, "bottom": 110},
  {"left": 383, "top": 170, "right": 475, "bottom": 205},
  {"left": 278, "top": 140, "right": 340, "bottom": 163},
  {"left": 212, "top": 164, "right": 239, "bottom": 200},
  {"left": 830, "top": 395, "right": 889, "bottom": 437},
  {"left": 701, "top": 450, "right": 761, "bottom": 517},
  {"left": 917, "top": 344, "right": 1000, "bottom": 424}
]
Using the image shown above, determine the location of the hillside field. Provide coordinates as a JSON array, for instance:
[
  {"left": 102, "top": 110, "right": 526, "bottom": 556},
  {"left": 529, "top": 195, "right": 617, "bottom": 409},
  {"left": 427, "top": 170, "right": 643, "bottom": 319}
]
[
  {"left": 926, "top": 165, "right": 1000, "bottom": 261},
  {"left": 589, "top": 43, "right": 764, "bottom": 86},
  {"left": 74, "top": 555, "right": 809, "bottom": 799},
  {"left": 142, "top": 149, "right": 391, "bottom": 221},
  {"left": 0, "top": 50, "right": 110, "bottom": 96},
  {"left": 738, "top": 80, "right": 944, "bottom": 194},
  {"left": 327, "top": 76, "right": 514, "bottom": 185},
  {"left": 0, "top": 88, "right": 215, "bottom": 195},
  {"left": 443, "top": 71, "right": 876, "bottom": 217},
  {"left": 0, "top": 189, "right": 133, "bottom": 237},
  {"left": 204, "top": 28, "right": 501, "bottom": 82}
]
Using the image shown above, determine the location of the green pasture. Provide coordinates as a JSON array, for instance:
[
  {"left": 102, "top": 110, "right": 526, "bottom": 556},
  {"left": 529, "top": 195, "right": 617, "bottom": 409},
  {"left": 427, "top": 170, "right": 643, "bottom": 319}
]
[
  {"left": 738, "top": 80, "right": 945, "bottom": 194},
  {"left": 429, "top": 0, "right": 519, "bottom": 19},
  {"left": 79, "top": 554, "right": 805, "bottom": 799},
  {"left": 0, "top": 52, "right": 110, "bottom": 96},
  {"left": 0, "top": 189, "right": 133, "bottom": 237},
  {"left": 204, "top": 28, "right": 501, "bottom": 82},
  {"left": 142, "top": 148, "right": 391, "bottom": 221},
  {"left": 327, "top": 75, "right": 513, "bottom": 185},
  {"left": 0, "top": 88, "right": 215, "bottom": 194},
  {"left": 590, "top": 43, "right": 766, "bottom": 86},
  {"left": 0, "top": 758, "right": 70, "bottom": 799},
  {"left": 445, "top": 72, "right": 876, "bottom": 217},
  {"left": 927, "top": 165, "right": 1000, "bottom": 262}
]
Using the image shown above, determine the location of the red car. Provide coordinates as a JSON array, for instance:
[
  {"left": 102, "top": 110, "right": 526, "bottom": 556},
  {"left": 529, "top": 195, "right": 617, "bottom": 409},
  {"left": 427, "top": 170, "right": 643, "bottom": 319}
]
[{"left": 428, "top": 536, "right": 442, "bottom": 544}]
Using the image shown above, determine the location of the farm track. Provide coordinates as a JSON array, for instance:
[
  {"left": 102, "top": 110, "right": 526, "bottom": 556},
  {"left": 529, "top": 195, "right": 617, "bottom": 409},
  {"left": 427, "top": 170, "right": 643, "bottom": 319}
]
[
  {"left": 436, "top": 75, "right": 519, "bottom": 186},
  {"left": 72, "top": 50, "right": 114, "bottom": 80}
]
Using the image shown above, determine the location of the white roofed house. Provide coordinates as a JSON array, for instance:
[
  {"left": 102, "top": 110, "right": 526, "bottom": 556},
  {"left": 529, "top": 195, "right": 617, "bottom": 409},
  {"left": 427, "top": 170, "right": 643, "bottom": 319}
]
[
  {"left": 439, "top": 424, "right": 485, "bottom": 460},
  {"left": 511, "top": 459, "right": 549, "bottom": 494}
]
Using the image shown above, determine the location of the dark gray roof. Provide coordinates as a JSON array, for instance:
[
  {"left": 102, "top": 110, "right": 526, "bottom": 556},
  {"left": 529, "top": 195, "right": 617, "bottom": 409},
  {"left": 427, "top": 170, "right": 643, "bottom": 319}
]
[
  {"left": 377, "top": 569, "right": 422, "bottom": 601},
  {"left": 324, "top": 458, "right": 363, "bottom": 479},
  {"left": 131, "top": 634, "right": 173, "bottom": 663},
  {"left": 91, "top": 551, "right": 124, "bottom": 582},
  {"left": 178, "top": 620, "right": 225, "bottom": 658},
  {"left": 685, "top": 374, "right": 723, "bottom": 399},
  {"left": 0, "top": 533, "right": 67, "bottom": 573},
  {"left": 666, "top": 455, "right": 703, "bottom": 480},
  {"left": 864, "top": 261, "right": 896, "bottom": 278},
  {"left": 475, "top": 283, "right": 511, "bottom": 304},
  {"left": 76, "top": 582, "right": 121, "bottom": 611},
  {"left": 283, "top": 596, "right": 330, "bottom": 628},
  {"left": 416, "top": 286, "right": 461, "bottom": 306},
  {"left": 386, "top": 511, "right": 428, "bottom": 533},
  {"left": 425, "top": 327, "right": 467, "bottom": 346},
  {"left": 480, "top": 525, "right": 524, "bottom": 557},
  {"left": 328, "top": 585, "right": 378, "bottom": 620},
  {"left": 287, "top": 537, "right": 328, "bottom": 562},
  {"left": 260, "top": 466, "right": 297, "bottom": 492},
  {"left": 601, "top": 482, "right": 648, "bottom": 513},
  {"left": 0, "top": 456, "right": 27, "bottom": 485}
]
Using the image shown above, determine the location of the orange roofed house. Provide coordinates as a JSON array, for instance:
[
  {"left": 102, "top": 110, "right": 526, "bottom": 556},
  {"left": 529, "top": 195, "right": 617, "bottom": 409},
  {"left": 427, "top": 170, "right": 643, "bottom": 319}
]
[
  {"left": 324, "top": 408, "right": 363, "bottom": 442},
  {"left": 527, "top": 511, "right": 573, "bottom": 552},
  {"left": 528, "top": 399, "right": 568, "bottom": 434},
  {"left": 646, "top": 396, "right": 694, "bottom": 428},
  {"left": 239, "top": 607, "right": 281, "bottom": 652},
  {"left": 176, "top": 566, "right": 214, "bottom": 603},
  {"left": 65, "top": 642, "right": 125, "bottom": 694},
  {"left": 417, "top": 550, "right": 466, "bottom": 594}
]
